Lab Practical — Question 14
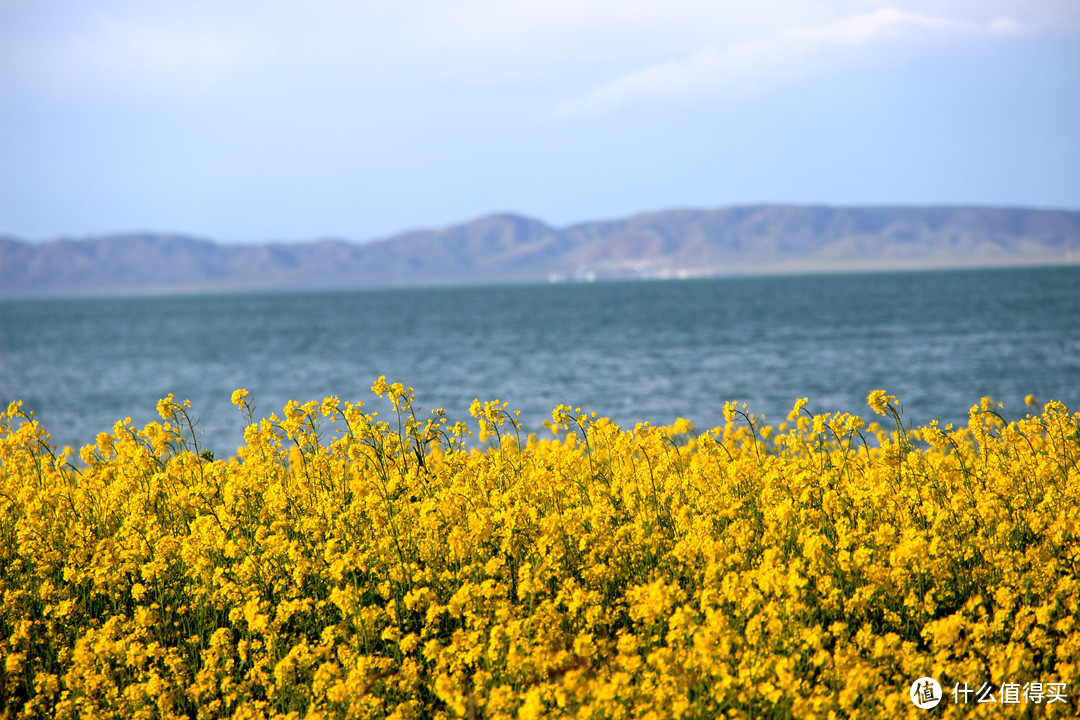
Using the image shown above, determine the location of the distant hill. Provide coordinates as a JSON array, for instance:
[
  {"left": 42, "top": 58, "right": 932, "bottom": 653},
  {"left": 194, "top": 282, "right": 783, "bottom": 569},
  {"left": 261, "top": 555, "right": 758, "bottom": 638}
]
[{"left": 3, "top": 205, "right": 1079, "bottom": 297}]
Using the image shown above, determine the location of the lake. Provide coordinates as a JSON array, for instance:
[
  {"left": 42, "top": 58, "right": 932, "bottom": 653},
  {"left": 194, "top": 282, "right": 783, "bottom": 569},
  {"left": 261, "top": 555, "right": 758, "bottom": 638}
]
[{"left": 3, "top": 265, "right": 1078, "bottom": 455}]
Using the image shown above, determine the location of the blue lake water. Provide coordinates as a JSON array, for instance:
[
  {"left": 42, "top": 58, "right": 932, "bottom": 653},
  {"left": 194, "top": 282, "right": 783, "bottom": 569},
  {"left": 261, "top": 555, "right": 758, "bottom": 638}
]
[{"left": 3, "top": 266, "right": 1079, "bottom": 456}]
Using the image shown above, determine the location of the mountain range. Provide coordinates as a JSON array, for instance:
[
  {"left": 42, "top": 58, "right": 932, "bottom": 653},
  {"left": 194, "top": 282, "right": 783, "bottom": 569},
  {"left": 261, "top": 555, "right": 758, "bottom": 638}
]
[{"left": 3, "top": 205, "right": 1079, "bottom": 297}]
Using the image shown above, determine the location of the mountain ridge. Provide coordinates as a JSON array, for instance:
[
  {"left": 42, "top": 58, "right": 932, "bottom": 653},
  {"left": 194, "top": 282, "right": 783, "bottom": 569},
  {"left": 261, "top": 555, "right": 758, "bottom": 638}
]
[{"left": 3, "top": 204, "right": 1079, "bottom": 298}]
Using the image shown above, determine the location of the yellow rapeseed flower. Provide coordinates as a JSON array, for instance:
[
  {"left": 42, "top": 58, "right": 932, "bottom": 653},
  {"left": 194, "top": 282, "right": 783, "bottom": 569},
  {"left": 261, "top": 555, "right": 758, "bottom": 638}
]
[
  {"left": 867, "top": 389, "right": 896, "bottom": 415},
  {"left": 2, "top": 382, "right": 1077, "bottom": 719}
]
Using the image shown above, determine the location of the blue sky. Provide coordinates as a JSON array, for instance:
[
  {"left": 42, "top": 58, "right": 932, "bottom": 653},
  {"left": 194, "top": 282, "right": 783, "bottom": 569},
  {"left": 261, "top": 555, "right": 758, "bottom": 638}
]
[{"left": 1, "top": 0, "right": 1078, "bottom": 243}]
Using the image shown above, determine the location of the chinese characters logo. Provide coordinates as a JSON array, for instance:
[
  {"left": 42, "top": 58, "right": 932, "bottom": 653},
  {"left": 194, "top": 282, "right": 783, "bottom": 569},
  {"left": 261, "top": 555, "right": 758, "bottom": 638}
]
[
  {"left": 909, "top": 677, "right": 1068, "bottom": 709},
  {"left": 910, "top": 677, "right": 942, "bottom": 709}
]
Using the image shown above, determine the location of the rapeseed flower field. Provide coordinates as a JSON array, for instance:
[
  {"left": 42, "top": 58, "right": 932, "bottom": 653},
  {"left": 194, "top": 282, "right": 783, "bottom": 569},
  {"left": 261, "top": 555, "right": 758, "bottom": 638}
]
[{"left": 1, "top": 381, "right": 1077, "bottom": 718}]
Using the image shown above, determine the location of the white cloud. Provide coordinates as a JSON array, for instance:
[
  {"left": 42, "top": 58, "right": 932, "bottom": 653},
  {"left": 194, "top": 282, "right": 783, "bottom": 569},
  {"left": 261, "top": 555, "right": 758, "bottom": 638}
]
[
  {"left": 0, "top": 0, "right": 1069, "bottom": 105},
  {"left": 83, "top": 21, "right": 267, "bottom": 94},
  {"left": 0, "top": 2, "right": 271, "bottom": 98},
  {"left": 554, "top": 6, "right": 1034, "bottom": 117}
]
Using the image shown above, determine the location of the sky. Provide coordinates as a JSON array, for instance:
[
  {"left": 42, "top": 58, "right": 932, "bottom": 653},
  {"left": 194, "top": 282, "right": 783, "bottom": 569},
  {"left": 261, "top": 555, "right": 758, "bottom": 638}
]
[{"left": 1, "top": 0, "right": 1078, "bottom": 243}]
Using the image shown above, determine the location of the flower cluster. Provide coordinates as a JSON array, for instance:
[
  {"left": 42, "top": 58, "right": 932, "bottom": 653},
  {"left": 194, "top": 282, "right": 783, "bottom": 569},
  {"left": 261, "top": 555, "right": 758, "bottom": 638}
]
[{"left": 0, "top": 388, "right": 1077, "bottom": 719}]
